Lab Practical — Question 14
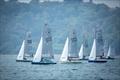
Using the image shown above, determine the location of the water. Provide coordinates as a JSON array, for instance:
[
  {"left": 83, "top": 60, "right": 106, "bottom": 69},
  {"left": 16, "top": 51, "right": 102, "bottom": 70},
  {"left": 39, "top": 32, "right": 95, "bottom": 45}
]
[{"left": 0, "top": 54, "right": 120, "bottom": 80}]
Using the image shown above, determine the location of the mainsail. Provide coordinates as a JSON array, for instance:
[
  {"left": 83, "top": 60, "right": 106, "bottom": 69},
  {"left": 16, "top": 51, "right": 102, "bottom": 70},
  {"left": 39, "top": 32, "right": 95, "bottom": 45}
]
[
  {"left": 42, "top": 24, "right": 53, "bottom": 59},
  {"left": 89, "top": 39, "right": 96, "bottom": 60},
  {"left": 32, "top": 37, "right": 43, "bottom": 62},
  {"left": 95, "top": 26, "right": 104, "bottom": 57},
  {"left": 79, "top": 44, "right": 84, "bottom": 59},
  {"left": 60, "top": 37, "right": 69, "bottom": 62},
  {"left": 25, "top": 31, "right": 33, "bottom": 57},
  {"left": 16, "top": 40, "right": 25, "bottom": 60},
  {"left": 68, "top": 30, "right": 78, "bottom": 58}
]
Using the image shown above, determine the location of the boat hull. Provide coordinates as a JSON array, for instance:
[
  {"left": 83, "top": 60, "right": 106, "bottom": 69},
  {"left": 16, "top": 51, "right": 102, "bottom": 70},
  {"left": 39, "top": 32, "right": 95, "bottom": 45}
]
[
  {"left": 32, "top": 57, "right": 57, "bottom": 64},
  {"left": 79, "top": 58, "right": 88, "bottom": 60},
  {"left": 107, "top": 57, "right": 115, "bottom": 60},
  {"left": 88, "top": 60, "right": 107, "bottom": 63},
  {"left": 16, "top": 60, "right": 32, "bottom": 62},
  {"left": 31, "top": 62, "right": 56, "bottom": 64},
  {"left": 60, "top": 60, "right": 81, "bottom": 64},
  {"left": 100, "top": 57, "right": 114, "bottom": 60}
]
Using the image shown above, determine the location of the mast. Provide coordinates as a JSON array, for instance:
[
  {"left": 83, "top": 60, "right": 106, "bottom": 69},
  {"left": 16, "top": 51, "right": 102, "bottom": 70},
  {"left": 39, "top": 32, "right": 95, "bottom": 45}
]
[
  {"left": 25, "top": 32, "right": 33, "bottom": 57},
  {"left": 94, "top": 25, "right": 104, "bottom": 57},
  {"left": 83, "top": 33, "right": 88, "bottom": 56},
  {"left": 42, "top": 23, "right": 53, "bottom": 59},
  {"left": 68, "top": 29, "right": 78, "bottom": 59}
]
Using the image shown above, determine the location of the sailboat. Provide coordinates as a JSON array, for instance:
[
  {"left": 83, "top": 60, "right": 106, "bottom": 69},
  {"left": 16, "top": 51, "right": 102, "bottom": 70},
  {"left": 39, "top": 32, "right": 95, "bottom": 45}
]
[
  {"left": 59, "top": 37, "right": 81, "bottom": 63},
  {"left": 32, "top": 37, "right": 43, "bottom": 64},
  {"left": 78, "top": 44, "right": 87, "bottom": 60},
  {"left": 60, "top": 30, "right": 81, "bottom": 63},
  {"left": 16, "top": 40, "right": 32, "bottom": 62},
  {"left": 106, "top": 46, "right": 114, "bottom": 59},
  {"left": 32, "top": 24, "right": 56, "bottom": 64},
  {"left": 88, "top": 39, "right": 107, "bottom": 63},
  {"left": 16, "top": 40, "right": 25, "bottom": 61},
  {"left": 59, "top": 37, "right": 69, "bottom": 62},
  {"left": 16, "top": 32, "right": 33, "bottom": 62}
]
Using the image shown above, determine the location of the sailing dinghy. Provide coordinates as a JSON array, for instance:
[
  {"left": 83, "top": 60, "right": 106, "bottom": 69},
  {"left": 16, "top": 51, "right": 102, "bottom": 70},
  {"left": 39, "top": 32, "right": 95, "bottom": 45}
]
[
  {"left": 60, "top": 30, "right": 81, "bottom": 63},
  {"left": 16, "top": 32, "right": 33, "bottom": 62},
  {"left": 106, "top": 46, "right": 114, "bottom": 59},
  {"left": 78, "top": 44, "right": 87, "bottom": 60},
  {"left": 16, "top": 40, "right": 25, "bottom": 61},
  {"left": 16, "top": 40, "right": 32, "bottom": 62},
  {"left": 32, "top": 24, "right": 56, "bottom": 64},
  {"left": 88, "top": 39, "right": 107, "bottom": 63},
  {"left": 59, "top": 37, "right": 81, "bottom": 63}
]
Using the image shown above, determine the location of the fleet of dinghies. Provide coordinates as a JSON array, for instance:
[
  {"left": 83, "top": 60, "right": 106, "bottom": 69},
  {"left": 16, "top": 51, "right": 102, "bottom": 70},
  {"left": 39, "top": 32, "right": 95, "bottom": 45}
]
[{"left": 16, "top": 24, "right": 115, "bottom": 64}]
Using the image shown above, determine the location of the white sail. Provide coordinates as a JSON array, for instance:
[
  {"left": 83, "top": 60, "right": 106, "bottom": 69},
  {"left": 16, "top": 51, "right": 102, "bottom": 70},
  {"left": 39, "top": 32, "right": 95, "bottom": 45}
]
[
  {"left": 59, "top": 37, "right": 69, "bottom": 62},
  {"left": 32, "top": 37, "right": 43, "bottom": 62},
  {"left": 16, "top": 40, "right": 25, "bottom": 60},
  {"left": 79, "top": 44, "right": 84, "bottom": 59},
  {"left": 89, "top": 39, "right": 96, "bottom": 60},
  {"left": 106, "top": 46, "right": 111, "bottom": 58}
]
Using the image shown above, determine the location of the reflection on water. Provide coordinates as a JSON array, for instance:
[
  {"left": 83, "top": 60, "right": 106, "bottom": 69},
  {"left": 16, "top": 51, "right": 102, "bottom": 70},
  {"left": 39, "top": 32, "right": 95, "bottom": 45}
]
[{"left": 0, "top": 54, "right": 120, "bottom": 80}]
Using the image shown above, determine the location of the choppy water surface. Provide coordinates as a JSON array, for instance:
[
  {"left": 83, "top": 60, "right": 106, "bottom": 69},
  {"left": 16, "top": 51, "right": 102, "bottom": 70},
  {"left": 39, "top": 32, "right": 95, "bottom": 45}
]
[{"left": 0, "top": 54, "right": 120, "bottom": 80}]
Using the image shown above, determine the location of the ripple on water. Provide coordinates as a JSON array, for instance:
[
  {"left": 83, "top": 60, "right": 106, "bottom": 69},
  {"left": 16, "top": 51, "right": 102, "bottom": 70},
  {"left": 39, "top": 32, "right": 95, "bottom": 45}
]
[{"left": 0, "top": 55, "right": 120, "bottom": 80}]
